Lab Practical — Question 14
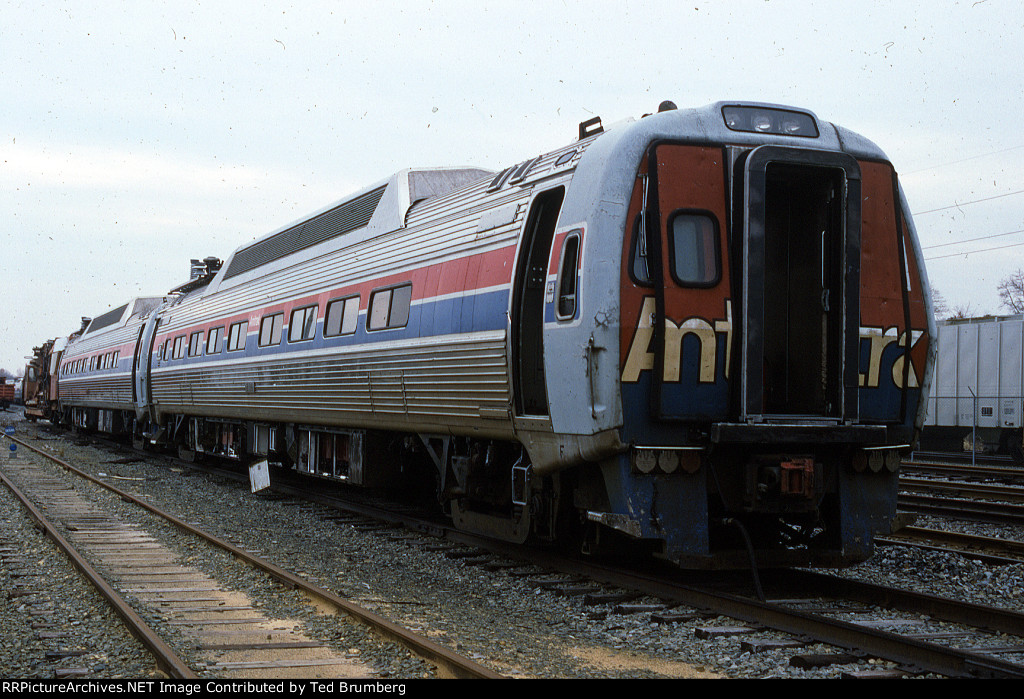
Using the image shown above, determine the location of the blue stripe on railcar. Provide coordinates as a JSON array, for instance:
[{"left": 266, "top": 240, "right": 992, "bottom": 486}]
[{"left": 156, "top": 287, "right": 511, "bottom": 369}]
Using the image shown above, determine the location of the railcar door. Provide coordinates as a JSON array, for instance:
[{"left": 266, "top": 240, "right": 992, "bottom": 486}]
[
  {"left": 641, "top": 144, "right": 734, "bottom": 421},
  {"left": 511, "top": 186, "right": 565, "bottom": 416},
  {"left": 133, "top": 310, "right": 162, "bottom": 423},
  {"left": 739, "top": 146, "right": 861, "bottom": 421}
]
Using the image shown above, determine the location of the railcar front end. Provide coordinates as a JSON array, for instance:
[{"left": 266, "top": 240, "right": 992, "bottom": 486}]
[{"left": 580, "top": 103, "right": 935, "bottom": 568}]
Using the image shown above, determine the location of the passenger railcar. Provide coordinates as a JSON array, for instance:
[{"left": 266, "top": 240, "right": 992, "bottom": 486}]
[{"left": 43, "top": 101, "right": 935, "bottom": 568}]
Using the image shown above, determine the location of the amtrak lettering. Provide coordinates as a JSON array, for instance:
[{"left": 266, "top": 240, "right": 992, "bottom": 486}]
[
  {"left": 622, "top": 296, "right": 926, "bottom": 391},
  {"left": 622, "top": 297, "right": 732, "bottom": 384},
  {"left": 859, "top": 325, "right": 926, "bottom": 389}
]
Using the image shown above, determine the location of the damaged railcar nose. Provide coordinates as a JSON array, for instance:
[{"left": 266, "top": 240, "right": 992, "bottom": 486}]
[{"left": 611, "top": 103, "right": 930, "bottom": 568}]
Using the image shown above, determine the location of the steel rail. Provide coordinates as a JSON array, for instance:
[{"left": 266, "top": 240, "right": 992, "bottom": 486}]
[
  {"left": 184, "top": 455, "right": 1024, "bottom": 679},
  {"left": 898, "top": 492, "right": 1024, "bottom": 524},
  {"left": 901, "top": 476, "right": 1024, "bottom": 502},
  {"left": 0, "top": 463, "right": 197, "bottom": 679},
  {"left": 764, "top": 568, "right": 1024, "bottom": 637},
  {"left": 879, "top": 525, "right": 1024, "bottom": 564},
  {"left": 902, "top": 462, "right": 1024, "bottom": 482},
  {"left": 8, "top": 433, "right": 503, "bottom": 680},
  {"left": 513, "top": 547, "right": 1024, "bottom": 679},
  {"left": 24, "top": 428, "right": 1023, "bottom": 678}
]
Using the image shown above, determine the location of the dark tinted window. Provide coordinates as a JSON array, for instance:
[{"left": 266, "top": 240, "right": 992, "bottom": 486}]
[
  {"left": 259, "top": 313, "right": 283, "bottom": 347},
  {"left": 556, "top": 232, "right": 581, "bottom": 319},
  {"left": 669, "top": 212, "right": 720, "bottom": 287},
  {"left": 325, "top": 296, "right": 360, "bottom": 337},
  {"left": 227, "top": 321, "right": 248, "bottom": 351},
  {"left": 289, "top": 305, "right": 318, "bottom": 342},
  {"left": 367, "top": 284, "right": 412, "bottom": 331}
]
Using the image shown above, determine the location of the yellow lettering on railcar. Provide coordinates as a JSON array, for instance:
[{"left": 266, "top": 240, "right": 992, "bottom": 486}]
[
  {"left": 859, "top": 325, "right": 925, "bottom": 388},
  {"left": 622, "top": 300, "right": 924, "bottom": 390},
  {"left": 622, "top": 297, "right": 732, "bottom": 384}
]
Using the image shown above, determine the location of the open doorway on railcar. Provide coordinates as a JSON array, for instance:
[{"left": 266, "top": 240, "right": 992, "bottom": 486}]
[
  {"left": 511, "top": 186, "right": 565, "bottom": 416},
  {"left": 762, "top": 163, "right": 845, "bottom": 416},
  {"left": 741, "top": 148, "right": 861, "bottom": 422}
]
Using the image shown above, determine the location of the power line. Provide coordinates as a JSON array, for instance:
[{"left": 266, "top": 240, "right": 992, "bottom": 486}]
[
  {"left": 914, "top": 188, "right": 1024, "bottom": 215},
  {"left": 903, "top": 144, "right": 1024, "bottom": 175},
  {"left": 923, "top": 227, "right": 1024, "bottom": 250},
  {"left": 925, "top": 240, "right": 1024, "bottom": 261}
]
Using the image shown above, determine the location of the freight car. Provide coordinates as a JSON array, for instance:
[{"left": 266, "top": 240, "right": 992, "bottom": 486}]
[
  {"left": 40, "top": 101, "right": 935, "bottom": 569},
  {"left": 921, "top": 314, "right": 1024, "bottom": 460},
  {"left": 0, "top": 377, "right": 14, "bottom": 409},
  {"left": 23, "top": 338, "right": 60, "bottom": 421}
]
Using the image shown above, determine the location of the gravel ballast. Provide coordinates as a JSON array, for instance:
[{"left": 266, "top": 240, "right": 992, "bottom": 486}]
[{"left": 2, "top": 408, "right": 1022, "bottom": 679}]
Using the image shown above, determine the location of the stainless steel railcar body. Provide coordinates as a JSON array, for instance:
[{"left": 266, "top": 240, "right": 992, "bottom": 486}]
[
  {"left": 49, "top": 101, "right": 935, "bottom": 568},
  {"left": 56, "top": 298, "right": 162, "bottom": 431}
]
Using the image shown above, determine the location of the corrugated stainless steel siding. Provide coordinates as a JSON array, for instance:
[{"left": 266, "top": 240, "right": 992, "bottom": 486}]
[
  {"left": 150, "top": 333, "right": 511, "bottom": 434},
  {"left": 58, "top": 373, "right": 133, "bottom": 407}
]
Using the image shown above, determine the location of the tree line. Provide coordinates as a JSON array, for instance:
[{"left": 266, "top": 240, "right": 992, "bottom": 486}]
[{"left": 933, "top": 268, "right": 1024, "bottom": 321}]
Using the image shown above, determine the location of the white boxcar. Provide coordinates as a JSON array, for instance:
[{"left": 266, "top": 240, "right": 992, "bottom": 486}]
[{"left": 923, "top": 315, "right": 1024, "bottom": 457}]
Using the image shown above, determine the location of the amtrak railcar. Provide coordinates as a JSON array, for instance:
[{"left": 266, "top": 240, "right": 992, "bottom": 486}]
[{"left": 49, "top": 101, "right": 935, "bottom": 568}]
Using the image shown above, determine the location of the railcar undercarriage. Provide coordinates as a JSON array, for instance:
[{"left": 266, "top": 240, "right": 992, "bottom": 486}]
[{"left": 52, "top": 405, "right": 902, "bottom": 569}]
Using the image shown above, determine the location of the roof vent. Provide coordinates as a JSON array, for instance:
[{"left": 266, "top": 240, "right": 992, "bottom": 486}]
[{"left": 223, "top": 185, "right": 386, "bottom": 280}]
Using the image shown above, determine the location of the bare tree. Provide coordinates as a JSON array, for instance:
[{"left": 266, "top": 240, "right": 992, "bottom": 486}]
[
  {"left": 998, "top": 269, "right": 1024, "bottom": 313},
  {"left": 950, "top": 302, "right": 975, "bottom": 320},
  {"left": 931, "top": 288, "right": 950, "bottom": 319}
]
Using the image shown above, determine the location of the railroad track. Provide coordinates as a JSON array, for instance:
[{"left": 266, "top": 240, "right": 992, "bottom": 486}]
[
  {"left": 900, "top": 477, "right": 1024, "bottom": 504},
  {"left": 0, "top": 433, "right": 501, "bottom": 679},
  {"left": 897, "top": 491, "right": 1024, "bottom": 525},
  {"left": 11, "top": 423, "right": 1024, "bottom": 679},
  {"left": 879, "top": 526, "right": 1024, "bottom": 564},
  {"left": 902, "top": 460, "right": 1024, "bottom": 486},
  {"left": 909, "top": 451, "right": 1020, "bottom": 467},
  {"left": 152, "top": 459, "right": 1024, "bottom": 679}
]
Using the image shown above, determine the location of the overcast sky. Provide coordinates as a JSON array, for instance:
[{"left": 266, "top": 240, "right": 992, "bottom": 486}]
[{"left": 2, "top": 1, "right": 1022, "bottom": 374}]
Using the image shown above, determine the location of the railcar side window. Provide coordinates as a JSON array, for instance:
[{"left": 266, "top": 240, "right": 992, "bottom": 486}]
[
  {"left": 324, "top": 296, "right": 360, "bottom": 337},
  {"left": 668, "top": 211, "right": 720, "bottom": 287},
  {"left": 367, "top": 284, "right": 412, "bottom": 331},
  {"left": 207, "top": 326, "right": 223, "bottom": 355},
  {"left": 629, "top": 214, "right": 653, "bottom": 286},
  {"left": 227, "top": 321, "right": 248, "bottom": 351},
  {"left": 172, "top": 335, "right": 186, "bottom": 360},
  {"left": 258, "top": 313, "right": 284, "bottom": 347},
  {"left": 556, "top": 231, "right": 581, "bottom": 320},
  {"left": 288, "top": 305, "right": 318, "bottom": 342},
  {"left": 188, "top": 331, "right": 204, "bottom": 357}
]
